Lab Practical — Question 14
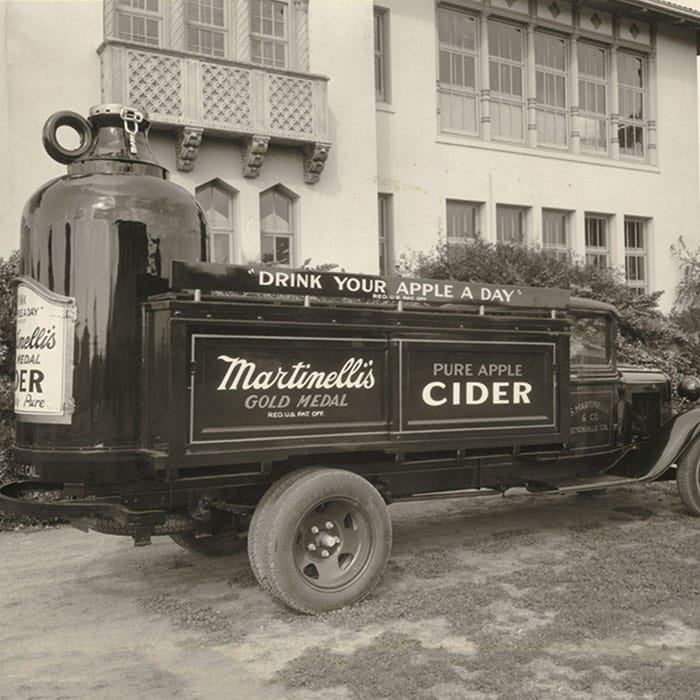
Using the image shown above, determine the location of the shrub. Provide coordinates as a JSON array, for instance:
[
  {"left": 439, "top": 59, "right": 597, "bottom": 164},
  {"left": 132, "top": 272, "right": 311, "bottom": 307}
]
[
  {"left": 400, "top": 238, "right": 700, "bottom": 394},
  {"left": 0, "top": 251, "right": 17, "bottom": 484}
]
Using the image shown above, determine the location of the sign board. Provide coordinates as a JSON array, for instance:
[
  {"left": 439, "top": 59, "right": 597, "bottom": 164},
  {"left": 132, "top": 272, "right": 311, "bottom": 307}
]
[
  {"left": 171, "top": 261, "right": 570, "bottom": 309},
  {"left": 189, "top": 333, "right": 560, "bottom": 444},
  {"left": 14, "top": 277, "right": 76, "bottom": 424},
  {"left": 399, "top": 340, "right": 558, "bottom": 434},
  {"left": 190, "top": 335, "right": 388, "bottom": 443}
]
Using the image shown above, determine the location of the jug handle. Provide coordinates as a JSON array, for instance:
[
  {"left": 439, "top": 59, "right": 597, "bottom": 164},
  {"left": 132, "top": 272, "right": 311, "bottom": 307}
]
[{"left": 42, "top": 111, "right": 94, "bottom": 164}]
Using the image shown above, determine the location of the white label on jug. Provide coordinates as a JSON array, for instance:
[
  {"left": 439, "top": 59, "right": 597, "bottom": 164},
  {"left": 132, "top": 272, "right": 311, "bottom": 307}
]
[{"left": 14, "top": 278, "right": 76, "bottom": 423}]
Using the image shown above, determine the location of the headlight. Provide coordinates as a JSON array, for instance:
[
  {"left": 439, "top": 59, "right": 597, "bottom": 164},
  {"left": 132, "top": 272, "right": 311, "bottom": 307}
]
[{"left": 677, "top": 375, "right": 700, "bottom": 402}]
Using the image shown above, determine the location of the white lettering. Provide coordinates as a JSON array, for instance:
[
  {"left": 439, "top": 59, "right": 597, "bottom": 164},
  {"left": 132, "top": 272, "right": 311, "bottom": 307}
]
[
  {"left": 217, "top": 356, "right": 376, "bottom": 392},
  {"left": 466, "top": 382, "right": 489, "bottom": 404},
  {"left": 422, "top": 381, "right": 447, "bottom": 406}
]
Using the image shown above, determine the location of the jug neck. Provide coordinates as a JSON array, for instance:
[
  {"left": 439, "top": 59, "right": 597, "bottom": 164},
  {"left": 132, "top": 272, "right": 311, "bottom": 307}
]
[
  {"left": 70, "top": 107, "right": 166, "bottom": 177},
  {"left": 42, "top": 104, "right": 168, "bottom": 178}
]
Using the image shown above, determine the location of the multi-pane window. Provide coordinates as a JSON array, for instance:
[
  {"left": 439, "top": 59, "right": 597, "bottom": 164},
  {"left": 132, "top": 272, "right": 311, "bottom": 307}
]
[
  {"left": 196, "top": 181, "right": 235, "bottom": 263},
  {"left": 578, "top": 43, "right": 608, "bottom": 152},
  {"left": 260, "top": 188, "right": 294, "bottom": 265},
  {"left": 446, "top": 200, "right": 479, "bottom": 250},
  {"left": 116, "top": 0, "right": 160, "bottom": 46},
  {"left": 497, "top": 205, "right": 526, "bottom": 244},
  {"left": 585, "top": 214, "right": 609, "bottom": 268},
  {"left": 186, "top": 0, "right": 226, "bottom": 57},
  {"left": 437, "top": 8, "right": 478, "bottom": 134},
  {"left": 489, "top": 21, "right": 525, "bottom": 141},
  {"left": 625, "top": 218, "right": 648, "bottom": 293},
  {"left": 535, "top": 32, "right": 567, "bottom": 147},
  {"left": 250, "top": 0, "right": 288, "bottom": 68},
  {"left": 542, "top": 209, "right": 569, "bottom": 259},
  {"left": 618, "top": 52, "right": 646, "bottom": 158},
  {"left": 374, "top": 8, "right": 390, "bottom": 103},
  {"left": 378, "top": 193, "right": 393, "bottom": 274}
]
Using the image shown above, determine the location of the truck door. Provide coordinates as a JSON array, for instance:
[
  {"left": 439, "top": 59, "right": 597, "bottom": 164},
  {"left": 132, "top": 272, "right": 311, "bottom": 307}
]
[{"left": 569, "top": 310, "right": 618, "bottom": 451}]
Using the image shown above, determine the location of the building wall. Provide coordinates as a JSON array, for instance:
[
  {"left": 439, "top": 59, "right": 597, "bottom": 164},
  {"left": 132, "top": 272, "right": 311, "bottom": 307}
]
[
  {"left": 0, "top": 0, "right": 380, "bottom": 275},
  {"left": 375, "top": 0, "right": 700, "bottom": 310},
  {"left": 1, "top": 0, "right": 699, "bottom": 312},
  {"left": 0, "top": 0, "right": 102, "bottom": 252}
]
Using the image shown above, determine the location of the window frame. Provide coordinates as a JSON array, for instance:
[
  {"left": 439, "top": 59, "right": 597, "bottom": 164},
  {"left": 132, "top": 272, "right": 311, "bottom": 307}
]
[
  {"left": 374, "top": 7, "right": 391, "bottom": 104},
  {"left": 115, "top": 0, "right": 162, "bottom": 46},
  {"left": 542, "top": 208, "right": 570, "bottom": 259},
  {"left": 378, "top": 193, "right": 393, "bottom": 275},
  {"left": 437, "top": 6, "right": 479, "bottom": 135},
  {"left": 185, "top": 0, "right": 227, "bottom": 58},
  {"left": 618, "top": 50, "right": 647, "bottom": 159},
  {"left": 578, "top": 42, "right": 609, "bottom": 154},
  {"left": 496, "top": 204, "right": 527, "bottom": 245},
  {"left": 196, "top": 179, "right": 237, "bottom": 264},
  {"left": 260, "top": 185, "right": 297, "bottom": 267},
  {"left": 250, "top": 0, "right": 290, "bottom": 69},
  {"left": 446, "top": 199, "right": 480, "bottom": 251},
  {"left": 624, "top": 217, "right": 648, "bottom": 294},
  {"left": 534, "top": 30, "right": 568, "bottom": 148},
  {"left": 569, "top": 312, "right": 614, "bottom": 370},
  {"left": 585, "top": 214, "right": 610, "bottom": 269},
  {"left": 488, "top": 19, "right": 526, "bottom": 142}
]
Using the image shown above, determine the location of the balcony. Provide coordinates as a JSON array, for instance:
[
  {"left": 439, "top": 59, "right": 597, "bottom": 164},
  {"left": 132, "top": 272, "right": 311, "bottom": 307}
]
[{"left": 98, "top": 41, "right": 331, "bottom": 182}]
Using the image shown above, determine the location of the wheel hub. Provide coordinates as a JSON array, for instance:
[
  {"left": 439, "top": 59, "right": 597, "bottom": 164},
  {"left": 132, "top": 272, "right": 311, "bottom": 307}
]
[{"left": 305, "top": 520, "right": 341, "bottom": 559}]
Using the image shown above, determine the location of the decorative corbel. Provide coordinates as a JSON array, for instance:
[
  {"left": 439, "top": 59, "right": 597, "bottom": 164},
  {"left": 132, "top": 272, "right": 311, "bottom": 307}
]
[
  {"left": 242, "top": 135, "right": 270, "bottom": 178},
  {"left": 303, "top": 142, "right": 331, "bottom": 184},
  {"left": 175, "top": 126, "right": 204, "bottom": 172}
]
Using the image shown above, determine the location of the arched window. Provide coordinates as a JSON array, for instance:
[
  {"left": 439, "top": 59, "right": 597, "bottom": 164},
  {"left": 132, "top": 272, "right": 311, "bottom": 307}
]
[
  {"left": 196, "top": 180, "right": 236, "bottom": 263},
  {"left": 260, "top": 186, "right": 295, "bottom": 265}
]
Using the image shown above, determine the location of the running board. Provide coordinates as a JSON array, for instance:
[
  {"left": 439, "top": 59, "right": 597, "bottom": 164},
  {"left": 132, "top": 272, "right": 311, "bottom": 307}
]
[
  {"left": 397, "top": 475, "right": 643, "bottom": 503},
  {"left": 540, "top": 475, "right": 641, "bottom": 493}
]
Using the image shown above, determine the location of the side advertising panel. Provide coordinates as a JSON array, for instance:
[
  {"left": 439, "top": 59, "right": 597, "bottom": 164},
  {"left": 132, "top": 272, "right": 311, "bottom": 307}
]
[
  {"left": 190, "top": 335, "right": 388, "bottom": 443},
  {"left": 14, "top": 277, "right": 76, "bottom": 424},
  {"left": 400, "top": 340, "right": 558, "bottom": 435}
]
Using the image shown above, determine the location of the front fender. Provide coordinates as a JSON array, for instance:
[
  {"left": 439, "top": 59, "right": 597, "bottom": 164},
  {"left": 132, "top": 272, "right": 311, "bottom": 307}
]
[{"left": 611, "top": 406, "right": 700, "bottom": 481}]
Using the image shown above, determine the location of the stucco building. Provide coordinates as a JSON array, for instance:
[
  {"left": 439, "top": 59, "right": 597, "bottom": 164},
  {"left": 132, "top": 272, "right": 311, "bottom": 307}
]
[{"left": 1, "top": 0, "right": 700, "bottom": 309}]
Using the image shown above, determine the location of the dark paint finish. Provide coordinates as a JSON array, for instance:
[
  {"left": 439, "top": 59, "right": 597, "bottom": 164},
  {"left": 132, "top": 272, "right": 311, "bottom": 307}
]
[{"left": 16, "top": 109, "right": 206, "bottom": 450}]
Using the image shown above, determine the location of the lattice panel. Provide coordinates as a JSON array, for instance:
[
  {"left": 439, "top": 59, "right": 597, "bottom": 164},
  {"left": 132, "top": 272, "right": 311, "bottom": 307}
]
[
  {"left": 269, "top": 75, "right": 314, "bottom": 135},
  {"left": 201, "top": 63, "right": 253, "bottom": 127},
  {"left": 127, "top": 51, "right": 183, "bottom": 116}
]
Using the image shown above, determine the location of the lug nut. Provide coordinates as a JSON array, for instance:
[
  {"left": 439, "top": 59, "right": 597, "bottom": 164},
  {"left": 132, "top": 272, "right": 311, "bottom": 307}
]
[
  {"left": 321, "top": 549, "right": 330, "bottom": 558},
  {"left": 311, "top": 526, "right": 319, "bottom": 534},
  {"left": 325, "top": 521, "right": 334, "bottom": 529},
  {"left": 307, "top": 543, "right": 317, "bottom": 552}
]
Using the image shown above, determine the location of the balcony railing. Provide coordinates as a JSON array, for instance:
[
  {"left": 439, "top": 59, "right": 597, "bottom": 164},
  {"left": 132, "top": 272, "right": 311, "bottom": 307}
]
[{"left": 98, "top": 41, "right": 331, "bottom": 181}]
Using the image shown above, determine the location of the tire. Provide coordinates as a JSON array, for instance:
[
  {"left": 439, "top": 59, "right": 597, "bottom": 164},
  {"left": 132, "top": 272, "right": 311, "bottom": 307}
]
[
  {"left": 260, "top": 468, "right": 392, "bottom": 614},
  {"left": 677, "top": 438, "right": 700, "bottom": 516},
  {"left": 170, "top": 531, "right": 247, "bottom": 556},
  {"left": 248, "top": 468, "right": 321, "bottom": 593}
]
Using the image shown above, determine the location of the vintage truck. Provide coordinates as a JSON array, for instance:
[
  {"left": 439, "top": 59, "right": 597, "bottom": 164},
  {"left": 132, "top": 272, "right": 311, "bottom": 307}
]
[
  {"left": 6, "top": 261, "right": 700, "bottom": 613},
  {"left": 4, "top": 104, "right": 700, "bottom": 614}
]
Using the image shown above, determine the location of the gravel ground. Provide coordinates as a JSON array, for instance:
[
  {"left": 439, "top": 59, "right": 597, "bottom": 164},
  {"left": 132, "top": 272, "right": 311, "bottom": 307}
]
[{"left": 1, "top": 481, "right": 700, "bottom": 699}]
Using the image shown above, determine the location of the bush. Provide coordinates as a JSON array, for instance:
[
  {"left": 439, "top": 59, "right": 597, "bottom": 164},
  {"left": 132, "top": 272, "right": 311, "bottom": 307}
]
[
  {"left": 400, "top": 238, "right": 700, "bottom": 395},
  {"left": 0, "top": 251, "right": 17, "bottom": 484}
]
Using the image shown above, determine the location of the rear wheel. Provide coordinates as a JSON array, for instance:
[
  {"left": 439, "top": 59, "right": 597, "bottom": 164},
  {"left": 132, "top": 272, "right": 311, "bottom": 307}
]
[
  {"left": 677, "top": 438, "right": 700, "bottom": 516},
  {"left": 248, "top": 468, "right": 318, "bottom": 592},
  {"left": 255, "top": 468, "right": 392, "bottom": 614}
]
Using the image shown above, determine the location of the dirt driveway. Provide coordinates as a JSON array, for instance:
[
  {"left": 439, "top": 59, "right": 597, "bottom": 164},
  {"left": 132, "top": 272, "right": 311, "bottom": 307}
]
[{"left": 1, "top": 481, "right": 700, "bottom": 699}]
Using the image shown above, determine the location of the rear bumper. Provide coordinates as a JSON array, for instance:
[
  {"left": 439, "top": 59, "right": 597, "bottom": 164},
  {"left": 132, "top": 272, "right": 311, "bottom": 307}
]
[{"left": 0, "top": 480, "right": 167, "bottom": 536}]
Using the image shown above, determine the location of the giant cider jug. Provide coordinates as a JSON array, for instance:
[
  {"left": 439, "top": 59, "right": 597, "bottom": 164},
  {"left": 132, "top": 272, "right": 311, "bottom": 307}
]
[{"left": 16, "top": 104, "right": 206, "bottom": 465}]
